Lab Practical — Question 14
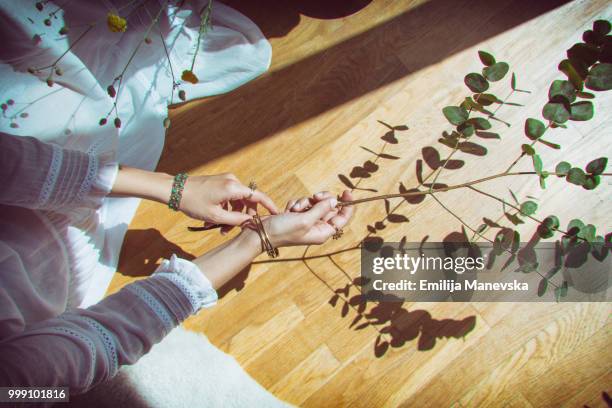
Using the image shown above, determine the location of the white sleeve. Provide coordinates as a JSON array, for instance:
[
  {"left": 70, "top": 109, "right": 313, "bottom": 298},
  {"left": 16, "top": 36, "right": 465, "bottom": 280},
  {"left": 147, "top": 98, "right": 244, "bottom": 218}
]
[
  {"left": 0, "top": 255, "right": 217, "bottom": 394},
  {"left": 0, "top": 132, "right": 118, "bottom": 211}
]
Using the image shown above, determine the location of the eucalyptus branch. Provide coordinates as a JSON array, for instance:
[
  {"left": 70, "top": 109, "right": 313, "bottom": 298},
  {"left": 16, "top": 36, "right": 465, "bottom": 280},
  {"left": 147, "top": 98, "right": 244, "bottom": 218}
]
[
  {"left": 338, "top": 171, "right": 612, "bottom": 207},
  {"left": 430, "top": 194, "right": 559, "bottom": 288}
]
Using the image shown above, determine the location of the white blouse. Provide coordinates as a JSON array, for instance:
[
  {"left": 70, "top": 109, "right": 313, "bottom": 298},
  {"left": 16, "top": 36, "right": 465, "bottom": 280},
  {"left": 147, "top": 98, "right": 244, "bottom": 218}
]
[{"left": 0, "top": 0, "right": 271, "bottom": 394}]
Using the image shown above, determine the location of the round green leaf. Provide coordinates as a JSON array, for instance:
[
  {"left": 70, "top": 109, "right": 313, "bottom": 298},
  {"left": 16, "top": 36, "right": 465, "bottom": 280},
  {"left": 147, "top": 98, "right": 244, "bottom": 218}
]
[
  {"left": 457, "top": 122, "right": 475, "bottom": 137},
  {"left": 548, "top": 80, "right": 576, "bottom": 103},
  {"left": 524, "top": 118, "right": 546, "bottom": 140},
  {"left": 585, "top": 157, "right": 607, "bottom": 175},
  {"left": 555, "top": 161, "right": 571, "bottom": 177},
  {"left": 442, "top": 106, "right": 469, "bottom": 125},
  {"left": 482, "top": 62, "right": 509, "bottom": 82},
  {"left": 467, "top": 117, "right": 492, "bottom": 130},
  {"left": 582, "top": 175, "right": 601, "bottom": 190},
  {"left": 520, "top": 200, "right": 538, "bottom": 216},
  {"left": 566, "top": 167, "right": 586, "bottom": 185},
  {"left": 542, "top": 102, "right": 570, "bottom": 123},
  {"left": 569, "top": 101, "right": 594, "bottom": 121},
  {"left": 543, "top": 215, "right": 560, "bottom": 230},
  {"left": 478, "top": 50, "right": 496, "bottom": 66},
  {"left": 585, "top": 63, "right": 612, "bottom": 91},
  {"left": 568, "top": 219, "right": 584, "bottom": 235},
  {"left": 521, "top": 144, "right": 535, "bottom": 156},
  {"left": 593, "top": 20, "right": 611, "bottom": 36},
  {"left": 464, "top": 73, "right": 489, "bottom": 93},
  {"left": 477, "top": 93, "right": 499, "bottom": 106}
]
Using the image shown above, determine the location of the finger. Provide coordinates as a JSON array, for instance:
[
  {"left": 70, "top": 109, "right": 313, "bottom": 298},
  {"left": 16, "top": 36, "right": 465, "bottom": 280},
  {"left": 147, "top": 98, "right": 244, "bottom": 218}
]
[
  {"left": 322, "top": 207, "right": 339, "bottom": 223},
  {"left": 312, "top": 191, "right": 333, "bottom": 202},
  {"left": 212, "top": 207, "right": 251, "bottom": 226},
  {"left": 234, "top": 184, "right": 279, "bottom": 215},
  {"left": 292, "top": 197, "right": 311, "bottom": 212},
  {"left": 328, "top": 191, "right": 354, "bottom": 229},
  {"left": 285, "top": 199, "right": 297, "bottom": 212},
  {"left": 302, "top": 197, "right": 337, "bottom": 226}
]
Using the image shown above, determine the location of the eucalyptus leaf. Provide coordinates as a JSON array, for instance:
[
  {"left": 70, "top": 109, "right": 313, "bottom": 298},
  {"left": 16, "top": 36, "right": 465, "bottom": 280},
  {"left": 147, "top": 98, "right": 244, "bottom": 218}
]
[
  {"left": 559, "top": 59, "right": 584, "bottom": 90},
  {"left": 477, "top": 93, "right": 499, "bottom": 106},
  {"left": 542, "top": 102, "right": 570, "bottom": 123},
  {"left": 569, "top": 101, "right": 594, "bottom": 121},
  {"left": 585, "top": 157, "right": 607, "bottom": 175},
  {"left": 442, "top": 106, "right": 469, "bottom": 125},
  {"left": 593, "top": 19, "right": 611, "bottom": 36},
  {"left": 467, "top": 117, "right": 492, "bottom": 130},
  {"left": 555, "top": 161, "right": 571, "bottom": 176},
  {"left": 566, "top": 167, "right": 586, "bottom": 185},
  {"left": 575, "top": 90, "right": 595, "bottom": 99},
  {"left": 567, "top": 43, "right": 600, "bottom": 67},
  {"left": 548, "top": 80, "right": 576, "bottom": 103},
  {"left": 525, "top": 118, "right": 546, "bottom": 140},
  {"left": 537, "top": 139, "right": 561, "bottom": 150},
  {"left": 522, "top": 144, "right": 535, "bottom": 156},
  {"left": 478, "top": 50, "right": 496, "bottom": 66},
  {"left": 582, "top": 174, "right": 601, "bottom": 190},
  {"left": 465, "top": 73, "right": 489, "bottom": 93},
  {"left": 520, "top": 200, "right": 538, "bottom": 216},
  {"left": 585, "top": 63, "right": 612, "bottom": 91},
  {"left": 457, "top": 122, "right": 475, "bottom": 137},
  {"left": 482, "top": 62, "right": 509, "bottom": 82},
  {"left": 532, "top": 154, "right": 543, "bottom": 175},
  {"left": 537, "top": 278, "right": 548, "bottom": 296},
  {"left": 543, "top": 215, "right": 560, "bottom": 230}
]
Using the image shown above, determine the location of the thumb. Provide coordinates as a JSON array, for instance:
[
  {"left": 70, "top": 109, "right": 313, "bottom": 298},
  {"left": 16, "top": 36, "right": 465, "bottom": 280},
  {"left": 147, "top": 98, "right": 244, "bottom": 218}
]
[
  {"left": 214, "top": 209, "right": 252, "bottom": 226},
  {"left": 303, "top": 197, "right": 337, "bottom": 225}
]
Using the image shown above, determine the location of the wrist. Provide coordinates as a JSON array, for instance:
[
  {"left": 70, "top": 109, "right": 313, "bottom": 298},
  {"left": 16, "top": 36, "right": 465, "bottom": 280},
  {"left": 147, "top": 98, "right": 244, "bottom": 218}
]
[
  {"left": 238, "top": 227, "right": 265, "bottom": 257},
  {"left": 152, "top": 172, "right": 174, "bottom": 204}
]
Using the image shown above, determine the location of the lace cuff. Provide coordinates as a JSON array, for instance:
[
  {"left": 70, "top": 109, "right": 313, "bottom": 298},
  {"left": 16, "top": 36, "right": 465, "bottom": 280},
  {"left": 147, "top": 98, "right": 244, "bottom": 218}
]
[
  {"left": 153, "top": 255, "right": 218, "bottom": 313},
  {"left": 39, "top": 147, "right": 118, "bottom": 211}
]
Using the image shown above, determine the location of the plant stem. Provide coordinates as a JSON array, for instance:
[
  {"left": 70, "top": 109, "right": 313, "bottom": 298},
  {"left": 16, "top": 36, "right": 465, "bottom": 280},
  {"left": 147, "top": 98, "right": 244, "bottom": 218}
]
[
  {"left": 189, "top": 0, "right": 213, "bottom": 72},
  {"left": 337, "top": 171, "right": 612, "bottom": 207}
]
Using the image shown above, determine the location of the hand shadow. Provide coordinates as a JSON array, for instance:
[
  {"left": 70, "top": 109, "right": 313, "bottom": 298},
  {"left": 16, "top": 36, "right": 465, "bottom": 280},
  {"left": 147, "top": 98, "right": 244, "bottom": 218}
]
[{"left": 118, "top": 228, "right": 195, "bottom": 277}]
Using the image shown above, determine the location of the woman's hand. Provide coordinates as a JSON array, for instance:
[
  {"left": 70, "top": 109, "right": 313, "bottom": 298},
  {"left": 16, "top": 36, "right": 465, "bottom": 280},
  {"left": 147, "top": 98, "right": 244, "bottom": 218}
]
[
  {"left": 180, "top": 173, "right": 279, "bottom": 229},
  {"left": 255, "top": 190, "right": 355, "bottom": 247},
  {"left": 110, "top": 167, "right": 278, "bottom": 231}
]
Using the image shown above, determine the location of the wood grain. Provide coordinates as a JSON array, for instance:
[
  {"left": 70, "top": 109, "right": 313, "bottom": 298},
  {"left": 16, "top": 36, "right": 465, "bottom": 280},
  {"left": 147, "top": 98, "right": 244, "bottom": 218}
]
[{"left": 110, "top": 0, "right": 612, "bottom": 406}]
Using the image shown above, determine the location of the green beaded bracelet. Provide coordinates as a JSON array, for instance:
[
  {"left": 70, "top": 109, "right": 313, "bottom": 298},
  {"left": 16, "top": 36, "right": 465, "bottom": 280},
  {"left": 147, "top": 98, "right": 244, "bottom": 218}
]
[{"left": 168, "top": 173, "right": 188, "bottom": 211}]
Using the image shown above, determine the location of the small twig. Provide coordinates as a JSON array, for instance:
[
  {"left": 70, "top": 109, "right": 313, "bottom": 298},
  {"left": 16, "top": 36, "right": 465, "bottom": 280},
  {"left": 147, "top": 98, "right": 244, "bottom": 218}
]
[{"left": 189, "top": 0, "right": 213, "bottom": 72}]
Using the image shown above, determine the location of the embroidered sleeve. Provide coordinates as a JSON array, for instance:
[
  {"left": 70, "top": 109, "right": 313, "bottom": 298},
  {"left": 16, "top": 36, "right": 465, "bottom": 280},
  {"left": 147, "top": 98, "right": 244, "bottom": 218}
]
[
  {"left": 0, "top": 256, "right": 216, "bottom": 394},
  {"left": 0, "top": 132, "right": 118, "bottom": 211}
]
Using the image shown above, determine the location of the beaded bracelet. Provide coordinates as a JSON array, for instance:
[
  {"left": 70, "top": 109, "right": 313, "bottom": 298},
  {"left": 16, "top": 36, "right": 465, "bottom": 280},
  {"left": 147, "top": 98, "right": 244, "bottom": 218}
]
[{"left": 168, "top": 173, "right": 188, "bottom": 211}]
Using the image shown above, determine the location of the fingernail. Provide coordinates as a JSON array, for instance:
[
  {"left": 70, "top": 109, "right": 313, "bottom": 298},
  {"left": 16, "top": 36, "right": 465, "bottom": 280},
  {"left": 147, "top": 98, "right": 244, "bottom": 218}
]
[{"left": 330, "top": 198, "right": 337, "bottom": 208}]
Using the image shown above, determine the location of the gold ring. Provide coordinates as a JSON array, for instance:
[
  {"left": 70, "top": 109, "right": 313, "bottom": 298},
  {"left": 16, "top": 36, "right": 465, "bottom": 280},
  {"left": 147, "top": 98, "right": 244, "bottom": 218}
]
[
  {"left": 332, "top": 227, "right": 344, "bottom": 240},
  {"left": 247, "top": 181, "right": 257, "bottom": 199}
]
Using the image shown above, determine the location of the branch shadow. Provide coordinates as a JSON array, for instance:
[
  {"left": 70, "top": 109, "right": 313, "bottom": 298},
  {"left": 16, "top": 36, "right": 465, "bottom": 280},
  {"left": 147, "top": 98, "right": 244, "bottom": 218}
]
[{"left": 158, "top": 0, "right": 571, "bottom": 175}]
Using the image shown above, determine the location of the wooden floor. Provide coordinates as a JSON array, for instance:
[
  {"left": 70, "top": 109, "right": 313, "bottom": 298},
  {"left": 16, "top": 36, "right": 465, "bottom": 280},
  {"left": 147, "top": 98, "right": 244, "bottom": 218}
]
[{"left": 110, "top": 1, "right": 612, "bottom": 406}]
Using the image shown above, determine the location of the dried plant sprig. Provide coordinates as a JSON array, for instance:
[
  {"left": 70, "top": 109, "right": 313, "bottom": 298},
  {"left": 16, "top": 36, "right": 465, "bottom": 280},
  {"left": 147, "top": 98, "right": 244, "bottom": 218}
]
[{"left": 181, "top": 0, "right": 213, "bottom": 84}]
